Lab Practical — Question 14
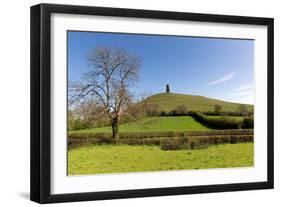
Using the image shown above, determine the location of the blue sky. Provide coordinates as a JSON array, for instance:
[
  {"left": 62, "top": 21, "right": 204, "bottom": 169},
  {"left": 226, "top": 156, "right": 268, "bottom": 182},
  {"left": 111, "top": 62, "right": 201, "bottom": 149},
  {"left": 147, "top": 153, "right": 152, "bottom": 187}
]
[{"left": 68, "top": 31, "right": 254, "bottom": 104}]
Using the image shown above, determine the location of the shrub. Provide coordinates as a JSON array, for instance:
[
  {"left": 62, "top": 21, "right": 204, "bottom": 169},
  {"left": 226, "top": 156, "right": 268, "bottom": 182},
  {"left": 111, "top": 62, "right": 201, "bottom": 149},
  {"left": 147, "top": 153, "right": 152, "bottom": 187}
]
[
  {"left": 69, "top": 119, "right": 88, "bottom": 130},
  {"left": 159, "top": 135, "right": 253, "bottom": 151},
  {"left": 68, "top": 132, "right": 111, "bottom": 139},
  {"left": 175, "top": 105, "right": 189, "bottom": 115},
  {"left": 186, "top": 129, "right": 253, "bottom": 136},
  {"left": 189, "top": 139, "right": 209, "bottom": 149},
  {"left": 160, "top": 137, "right": 211, "bottom": 150},
  {"left": 242, "top": 116, "right": 254, "bottom": 129},
  {"left": 189, "top": 111, "right": 242, "bottom": 129},
  {"left": 166, "top": 106, "right": 189, "bottom": 116},
  {"left": 203, "top": 111, "right": 216, "bottom": 116},
  {"left": 160, "top": 110, "right": 167, "bottom": 116},
  {"left": 68, "top": 138, "right": 101, "bottom": 149},
  {"left": 120, "top": 137, "right": 172, "bottom": 146},
  {"left": 202, "top": 111, "right": 250, "bottom": 116},
  {"left": 95, "top": 136, "right": 116, "bottom": 145},
  {"left": 118, "top": 131, "right": 177, "bottom": 139},
  {"left": 160, "top": 138, "right": 190, "bottom": 150},
  {"left": 145, "top": 103, "right": 161, "bottom": 116}
]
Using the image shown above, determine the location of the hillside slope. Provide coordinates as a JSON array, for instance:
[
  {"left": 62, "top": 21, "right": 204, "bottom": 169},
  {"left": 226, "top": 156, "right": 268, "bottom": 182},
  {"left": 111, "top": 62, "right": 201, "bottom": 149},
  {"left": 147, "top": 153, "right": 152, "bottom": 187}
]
[{"left": 143, "top": 93, "right": 253, "bottom": 112}]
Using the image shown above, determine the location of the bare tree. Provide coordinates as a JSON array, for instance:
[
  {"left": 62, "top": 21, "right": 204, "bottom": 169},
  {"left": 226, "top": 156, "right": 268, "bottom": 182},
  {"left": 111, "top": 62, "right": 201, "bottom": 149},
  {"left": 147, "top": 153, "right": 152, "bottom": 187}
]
[
  {"left": 69, "top": 47, "right": 142, "bottom": 139},
  {"left": 175, "top": 104, "right": 188, "bottom": 115},
  {"left": 77, "top": 99, "right": 108, "bottom": 128}
]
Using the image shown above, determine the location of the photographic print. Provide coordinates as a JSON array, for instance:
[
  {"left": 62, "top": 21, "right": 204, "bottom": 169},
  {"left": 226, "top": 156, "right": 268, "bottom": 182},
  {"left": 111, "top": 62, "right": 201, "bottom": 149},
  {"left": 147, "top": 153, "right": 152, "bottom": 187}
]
[
  {"left": 67, "top": 31, "right": 254, "bottom": 176},
  {"left": 31, "top": 4, "right": 273, "bottom": 203}
]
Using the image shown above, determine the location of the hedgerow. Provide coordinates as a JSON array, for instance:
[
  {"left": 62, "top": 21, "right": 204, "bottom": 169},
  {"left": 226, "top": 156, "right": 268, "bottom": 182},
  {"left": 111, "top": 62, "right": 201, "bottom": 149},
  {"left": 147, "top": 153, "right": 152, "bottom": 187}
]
[
  {"left": 159, "top": 135, "right": 253, "bottom": 150},
  {"left": 242, "top": 116, "right": 254, "bottom": 129},
  {"left": 68, "top": 129, "right": 253, "bottom": 140},
  {"left": 189, "top": 111, "right": 242, "bottom": 129},
  {"left": 68, "top": 134, "right": 254, "bottom": 150}
]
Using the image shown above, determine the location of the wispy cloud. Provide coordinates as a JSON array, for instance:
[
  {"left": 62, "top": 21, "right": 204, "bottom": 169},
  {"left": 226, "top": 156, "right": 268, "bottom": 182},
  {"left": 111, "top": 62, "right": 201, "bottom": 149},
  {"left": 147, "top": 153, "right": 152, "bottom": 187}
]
[{"left": 206, "top": 72, "right": 235, "bottom": 86}]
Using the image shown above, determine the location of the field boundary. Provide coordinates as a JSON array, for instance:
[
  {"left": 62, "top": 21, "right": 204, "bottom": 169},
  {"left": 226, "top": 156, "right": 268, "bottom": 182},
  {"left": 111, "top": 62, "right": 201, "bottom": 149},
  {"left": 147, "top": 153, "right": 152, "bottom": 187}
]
[
  {"left": 69, "top": 129, "right": 253, "bottom": 139},
  {"left": 68, "top": 133, "right": 254, "bottom": 150}
]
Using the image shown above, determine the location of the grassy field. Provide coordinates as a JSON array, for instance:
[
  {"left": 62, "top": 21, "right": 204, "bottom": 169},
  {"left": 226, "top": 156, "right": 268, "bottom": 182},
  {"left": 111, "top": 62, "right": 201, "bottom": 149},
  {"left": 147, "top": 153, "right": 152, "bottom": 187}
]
[
  {"left": 68, "top": 143, "right": 254, "bottom": 175},
  {"left": 71, "top": 116, "right": 211, "bottom": 134},
  {"left": 144, "top": 93, "right": 253, "bottom": 112}
]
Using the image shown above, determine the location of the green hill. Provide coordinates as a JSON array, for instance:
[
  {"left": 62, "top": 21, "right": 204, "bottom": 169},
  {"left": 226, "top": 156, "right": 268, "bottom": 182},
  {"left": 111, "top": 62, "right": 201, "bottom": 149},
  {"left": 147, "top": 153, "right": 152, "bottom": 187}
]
[{"left": 143, "top": 93, "right": 253, "bottom": 112}]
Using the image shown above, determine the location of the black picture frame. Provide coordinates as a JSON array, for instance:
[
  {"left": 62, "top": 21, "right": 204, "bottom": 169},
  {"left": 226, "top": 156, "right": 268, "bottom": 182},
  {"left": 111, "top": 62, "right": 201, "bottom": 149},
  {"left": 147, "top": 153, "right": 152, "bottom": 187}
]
[{"left": 30, "top": 3, "right": 274, "bottom": 204}]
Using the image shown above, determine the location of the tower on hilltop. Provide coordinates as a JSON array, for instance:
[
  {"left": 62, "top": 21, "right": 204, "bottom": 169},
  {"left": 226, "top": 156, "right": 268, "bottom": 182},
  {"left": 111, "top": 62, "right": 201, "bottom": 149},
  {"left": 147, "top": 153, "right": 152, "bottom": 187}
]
[{"left": 166, "top": 84, "right": 170, "bottom": 93}]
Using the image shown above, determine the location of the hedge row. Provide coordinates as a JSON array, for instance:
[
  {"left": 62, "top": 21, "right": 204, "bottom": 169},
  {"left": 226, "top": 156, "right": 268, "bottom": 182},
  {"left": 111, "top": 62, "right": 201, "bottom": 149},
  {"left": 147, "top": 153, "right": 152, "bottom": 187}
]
[
  {"left": 160, "top": 135, "right": 253, "bottom": 150},
  {"left": 182, "top": 129, "right": 253, "bottom": 136},
  {"left": 68, "top": 134, "right": 253, "bottom": 150},
  {"left": 241, "top": 117, "right": 254, "bottom": 129},
  {"left": 69, "top": 131, "right": 179, "bottom": 139},
  {"left": 203, "top": 111, "right": 253, "bottom": 116},
  {"left": 68, "top": 137, "right": 173, "bottom": 149},
  {"left": 189, "top": 111, "right": 240, "bottom": 129},
  {"left": 68, "top": 129, "right": 253, "bottom": 140},
  {"left": 189, "top": 111, "right": 254, "bottom": 129}
]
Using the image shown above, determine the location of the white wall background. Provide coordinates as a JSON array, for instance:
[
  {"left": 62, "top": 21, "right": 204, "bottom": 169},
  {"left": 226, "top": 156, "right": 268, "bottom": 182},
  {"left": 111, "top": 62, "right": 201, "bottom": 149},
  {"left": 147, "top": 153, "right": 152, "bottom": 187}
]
[{"left": 0, "top": 0, "right": 279, "bottom": 206}]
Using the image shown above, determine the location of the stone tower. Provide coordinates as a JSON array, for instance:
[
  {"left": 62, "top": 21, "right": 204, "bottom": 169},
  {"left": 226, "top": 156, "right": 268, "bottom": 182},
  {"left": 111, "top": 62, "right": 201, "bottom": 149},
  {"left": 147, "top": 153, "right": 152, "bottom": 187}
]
[{"left": 166, "top": 84, "right": 170, "bottom": 93}]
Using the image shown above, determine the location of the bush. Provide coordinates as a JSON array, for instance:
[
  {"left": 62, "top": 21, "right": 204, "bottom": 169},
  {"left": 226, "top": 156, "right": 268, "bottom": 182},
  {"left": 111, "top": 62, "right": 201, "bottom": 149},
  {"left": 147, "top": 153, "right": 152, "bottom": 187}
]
[
  {"left": 121, "top": 137, "right": 172, "bottom": 146},
  {"left": 144, "top": 103, "right": 161, "bottom": 116},
  {"left": 95, "top": 136, "right": 116, "bottom": 145},
  {"left": 160, "top": 138, "right": 190, "bottom": 150},
  {"left": 68, "top": 138, "right": 102, "bottom": 149},
  {"left": 166, "top": 106, "right": 189, "bottom": 116},
  {"left": 189, "top": 139, "right": 209, "bottom": 149},
  {"left": 189, "top": 111, "right": 242, "bottom": 129},
  {"left": 186, "top": 129, "right": 253, "bottom": 136},
  {"left": 68, "top": 119, "right": 88, "bottom": 130},
  {"left": 202, "top": 111, "right": 250, "bottom": 116},
  {"left": 160, "top": 137, "right": 213, "bottom": 151},
  {"left": 159, "top": 135, "right": 253, "bottom": 151},
  {"left": 68, "top": 132, "right": 111, "bottom": 139},
  {"left": 118, "top": 131, "right": 177, "bottom": 139},
  {"left": 175, "top": 105, "right": 189, "bottom": 115},
  {"left": 160, "top": 110, "right": 167, "bottom": 116},
  {"left": 242, "top": 116, "right": 254, "bottom": 129}
]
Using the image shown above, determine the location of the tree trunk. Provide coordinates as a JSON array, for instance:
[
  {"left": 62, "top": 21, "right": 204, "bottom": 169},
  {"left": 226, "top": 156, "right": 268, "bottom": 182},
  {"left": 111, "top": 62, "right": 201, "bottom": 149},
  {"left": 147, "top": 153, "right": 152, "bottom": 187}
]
[{"left": 111, "top": 117, "right": 119, "bottom": 139}]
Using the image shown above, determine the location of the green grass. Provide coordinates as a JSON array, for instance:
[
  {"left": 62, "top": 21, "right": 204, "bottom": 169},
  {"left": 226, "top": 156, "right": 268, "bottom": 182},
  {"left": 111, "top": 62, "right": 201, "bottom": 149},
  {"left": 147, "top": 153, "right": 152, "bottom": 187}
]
[
  {"left": 71, "top": 116, "right": 210, "bottom": 134},
  {"left": 144, "top": 93, "right": 253, "bottom": 112},
  {"left": 68, "top": 143, "right": 254, "bottom": 175}
]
